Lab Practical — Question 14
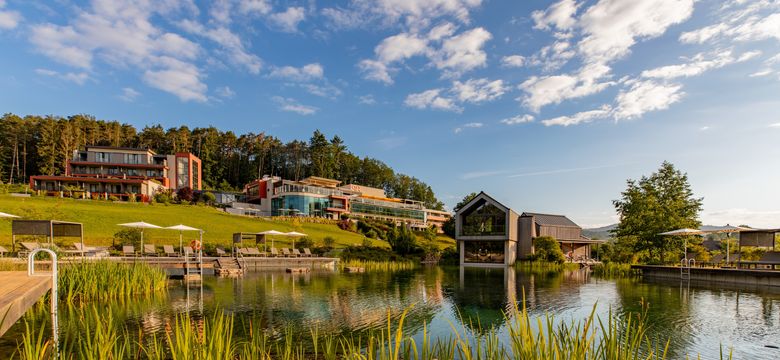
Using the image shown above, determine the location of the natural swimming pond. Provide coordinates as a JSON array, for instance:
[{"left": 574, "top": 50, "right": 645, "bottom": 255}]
[{"left": 2, "top": 266, "right": 779, "bottom": 359}]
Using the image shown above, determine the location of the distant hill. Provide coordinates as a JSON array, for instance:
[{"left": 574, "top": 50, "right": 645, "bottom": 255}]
[{"left": 583, "top": 224, "right": 617, "bottom": 240}]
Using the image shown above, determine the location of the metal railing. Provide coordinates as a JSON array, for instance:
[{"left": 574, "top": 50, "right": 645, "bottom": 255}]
[
  {"left": 680, "top": 258, "right": 695, "bottom": 279},
  {"left": 28, "top": 248, "right": 58, "bottom": 350},
  {"left": 460, "top": 225, "right": 507, "bottom": 236}
]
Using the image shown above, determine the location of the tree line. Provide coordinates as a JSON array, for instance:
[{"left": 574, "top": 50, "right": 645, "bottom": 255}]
[{"left": 0, "top": 113, "right": 444, "bottom": 210}]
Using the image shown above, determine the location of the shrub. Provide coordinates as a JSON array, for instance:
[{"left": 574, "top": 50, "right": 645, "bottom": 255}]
[
  {"left": 127, "top": 193, "right": 137, "bottom": 203},
  {"left": 386, "top": 226, "right": 419, "bottom": 255},
  {"left": 108, "top": 195, "right": 119, "bottom": 202},
  {"left": 532, "top": 236, "right": 565, "bottom": 263},
  {"left": 361, "top": 237, "right": 372, "bottom": 248},
  {"left": 176, "top": 187, "right": 193, "bottom": 202},
  {"left": 296, "top": 236, "right": 314, "bottom": 249},
  {"left": 439, "top": 246, "right": 459, "bottom": 265},
  {"left": 113, "top": 228, "right": 141, "bottom": 248},
  {"left": 154, "top": 189, "right": 174, "bottom": 204},
  {"left": 365, "top": 229, "right": 378, "bottom": 239},
  {"left": 322, "top": 236, "right": 336, "bottom": 249},
  {"left": 337, "top": 219, "right": 356, "bottom": 232},
  {"left": 202, "top": 191, "right": 216, "bottom": 205}
]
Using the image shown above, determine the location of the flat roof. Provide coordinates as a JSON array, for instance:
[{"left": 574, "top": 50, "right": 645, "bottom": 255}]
[
  {"left": 85, "top": 145, "right": 156, "bottom": 155},
  {"left": 300, "top": 176, "right": 342, "bottom": 187}
]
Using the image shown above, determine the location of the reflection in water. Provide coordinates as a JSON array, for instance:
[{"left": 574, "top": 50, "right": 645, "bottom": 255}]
[{"left": 1, "top": 267, "right": 779, "bottom": 359}]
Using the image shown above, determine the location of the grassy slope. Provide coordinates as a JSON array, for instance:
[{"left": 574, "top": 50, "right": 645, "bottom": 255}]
[{"left": 0, "top": 195, "right": 455, "bottom": 249}]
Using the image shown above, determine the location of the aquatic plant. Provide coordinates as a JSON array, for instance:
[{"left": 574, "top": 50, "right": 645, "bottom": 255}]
[
  {"left": 15, "top": 302, "right": 734, "bottom": 359},
  {"left": 591, "top": 262, "right": 638, "bottom": 278},
  {"left": 515, "top": 260, "right": 581, "bottom": 272},
  {"left": 58, "top": 261, "right": 167, "bottom": 303},
  {"left": 339, "top": 259, "right": 418, "bottom": 272}
]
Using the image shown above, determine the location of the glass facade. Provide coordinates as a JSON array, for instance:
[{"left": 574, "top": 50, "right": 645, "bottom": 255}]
[
  {"left": 350, "top": 201, "right": 425, "bottom": 221},
  {"left": 460, "top": 202, "right": 507, "bottom": 236},
  {"left": 191, "top": 160, "right": 199, "bottom": 189},
  {"left": 463, "top": 241, "right": 505, "bottom": 264},
  {"left": 272, "top": 195, "right": 331, "bottom": 217}
]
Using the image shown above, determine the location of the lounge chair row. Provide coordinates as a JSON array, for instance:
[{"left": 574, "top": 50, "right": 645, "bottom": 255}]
[
  {"left": 237, "top": 247, "right": 316, "bottom": 258},
  {"left": 11, "top": 242, "right": 109, "bottom": 258}
]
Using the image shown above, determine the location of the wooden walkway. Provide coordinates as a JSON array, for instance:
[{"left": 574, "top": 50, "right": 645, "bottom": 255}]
[{"left": 0, "top": 271, "right": 52, "bottom": 336}]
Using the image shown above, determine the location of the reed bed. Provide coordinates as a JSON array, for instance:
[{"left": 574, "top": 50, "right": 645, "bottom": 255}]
[
  {"left": 339, "top": 259, "right": 418, "bottom": 272},
  {"left": 0, "top": 259, "right": 26, "bottom": 271},
  {"left": 14, "top": 301, "right": 731, "bottom": 359},
  {"left": 515, "top": 260, "right": 581, "bottom": 272},
  {"left": 58, "top": 261, "right": 168, "bottom": 303},
  {"left": 591, "top": 263, "right": 638, "bottom": 278}
]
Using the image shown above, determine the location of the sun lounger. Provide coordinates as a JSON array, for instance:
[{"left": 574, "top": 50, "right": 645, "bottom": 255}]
[
  {"left": 0, "top": 245, "right": 8, "bottom": 257},
  {"left": 216, "top": 247, "right": 227, "bottom": 257},
  {"left": 270, "top": 248, "right": 280, "bottom": 257},
  {"left": 292, "top": 249, "right": 303, "bottom": 257},
  {"left": 304, "top": 248, "right": 315, "bottom": 257},
  {"left": 143, "top": 244, "right": 158, "bottom": 256},
  {"left": 282, "top": 248, "right": 296, "bottom": 257},
  {"left": 163, "top": 245, "right": 178, "bottom": 257},
  {"left": 245, "top": 248, "right": 262, "bottom": 257},
  {"left": 183, "top": 246, "right": 195, "bottom": 257},
  {"left": 123, "top": 245, "right": 136, "bottom": 257},
  {"left": 18, "top": 242, "right": 40, "bottom": 258}
]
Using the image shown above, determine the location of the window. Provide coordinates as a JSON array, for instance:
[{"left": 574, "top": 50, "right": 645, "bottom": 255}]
[
  {"left": 191, "top": 160, "right": 199, "bottom": 189},
  {"left": 459, "top": 201, "right": 506, "bottom": 236},
  {"left": 177, "top": 157, "right": 189, "bottom": 189},
  {"left": 96, "top": 152, "right": 109, "bottom": 163},
  {"left": 464, "top": 241, "right": 505, "bottom": 263}
]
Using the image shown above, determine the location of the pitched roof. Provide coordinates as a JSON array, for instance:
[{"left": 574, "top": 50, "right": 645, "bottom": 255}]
[
  {"left": 522, "top": 212, "right": 580, "bottom": 228},
  {"left": 455, "top": 191, "right": 511, "bottom": 215}
]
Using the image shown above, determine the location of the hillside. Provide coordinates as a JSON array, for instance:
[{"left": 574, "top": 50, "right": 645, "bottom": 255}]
[
  {"left": 0, "top": 195, "right": 455, "bottom": 249},
  {"left": 582, "top": 224, "right": 617, "bottom": 240}
]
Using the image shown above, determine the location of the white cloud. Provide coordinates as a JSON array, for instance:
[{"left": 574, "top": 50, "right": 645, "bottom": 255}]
[
  {"left": 430, "top": 27, "right": 492, "bottom": 77},
  {"left": 215, "top": 86, "right": 235, "bottom": 98},
  {"left": 460, "top": 170, "right": 506, "bottom": 180},
  {"left": 451, "top": 78, "right": 506, "bottom": 103},
  {"left": 268, "top": 6, "right": 306, "bottom": 33},
  {"left": 519, "top": 62, "right": 613, "bottom": 112},
  {"left": 541, "top": 105, "right": 612, "bottom": 127},
  {"left": 613, "top": 80, "right": 684, "bottom": 120},
  {"left": 178, "top": 20, "right": 262, "bottom": 74},
  {"left": 301, "top": 83, "right": 342, "bottom": 99},
  {"left": 322, "top": 0, "right": 483, "bottom": 31},
  {"left": 453, "top": 122, "right": 483, "bottom": 133},
  {"left": 34, "top": 68, "right": 90, "bottom": 85},
  {"left": 28, "top": 1, "right": 212, "bottom": 102},
  {"left": 404, "top": 88, "right": 461, "bottom": 112},
  {"left": 749, "top": 69, "right": 774, "bottom": 77},
  {"left": 501, "top": 55, "right": 525, "bottom": 68},
  {"left": 358, "top": 95, "right": 377, "bottom": 105},
  {"left": 358, "top": 59, "right": 394, "bottom": 85},
  {"left": 641, "top": 49, "right": 761, "bottom": 80},
  {"left": 500, "top": 114, "right": 534, "bottom": 125},
  {"left": 375, "top": 32, "right": 429, "bottom": 63},
  {"left": 0, "top": 0, "right": 21, "bottom": 30},
  {"left": 272, "top": 96, "right": 318, "bottom": 115},
  {"left": 120, "top": 87, "right": 141, "bottom": 102},
  {"left": 680, "top": 3, "right": 780, "bottom": 45},
  {"left": 143, "top": 57, "right": 207, "bottom": 102},
  {"left": 238, "top": 0, "right": 272, "bottom": 16},
  {"left": 578, "top": 0, "right": 695, "bottom": 64},
  {"left": 531, "top": 0, "right": 579, "bottom": 31},
  {"left": 769, "top": 122, "right": 780, "bottom": 128},
  {"left": 269, "top": 63, "right": 324, "bottom": 81},
  {"left": 699, "top": 126, "right": 710, "bottom": 131}
]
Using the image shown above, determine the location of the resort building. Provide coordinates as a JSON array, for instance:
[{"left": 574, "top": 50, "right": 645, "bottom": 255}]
[
  {"left": 455, "top": 192, "right": 601, "bottom": 266},
  {"left": 242, "top": 175, "right": 450, "bottom": 229},
  {"left": 29, "top": 146, "right": 201, "bottom": 202}
]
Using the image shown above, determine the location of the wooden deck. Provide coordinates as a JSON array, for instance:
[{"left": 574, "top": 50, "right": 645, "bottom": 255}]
[{"left": 0, "top": 271, "right": 52, "bottom": 336}]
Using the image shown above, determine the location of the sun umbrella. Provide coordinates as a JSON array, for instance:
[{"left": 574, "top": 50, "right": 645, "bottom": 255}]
[
  {"left": 701, "top": 225, "right": 752, "bottom": 263},
  {"left": 257, "top": 230, "right": 286, "bottom": 252},
  {"left": 284, "top": 231, "right": 307, "bottom": 249},
  {"left": 166, "top": 224, "right": 202, "bottom": 255},
  {"left": 0, "top": 212, "right": 20, "bottom": 218},
  {"left": 659, "top": 228, "right": 704, "bottom": 261},
  {"left": 118, "top": 222, "right": 162, "bottom": 257}
]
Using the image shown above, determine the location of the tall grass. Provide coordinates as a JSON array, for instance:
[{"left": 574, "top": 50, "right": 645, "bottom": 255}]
[
  {"left": 339, "top": 259, "right": 418, "bottom": 272},
  {"left": 0, "top": 259, "right": 26, "bottom": 271},
  {"left": 58, "top": 261, "right": 167, "bottom": 303},
  {"left": 515, "top": 260, "right": 581, "bottom": 272},
  {"left": 14, "top": 301, "right": 731, "bottom": 359},
  {"left": 591, "top": 263, "right": 638, "bottom": 278}
]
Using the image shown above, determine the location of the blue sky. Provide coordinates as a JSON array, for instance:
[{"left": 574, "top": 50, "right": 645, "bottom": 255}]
[{"left": 1, "top": 0, "right": 779, "bottom": 227}]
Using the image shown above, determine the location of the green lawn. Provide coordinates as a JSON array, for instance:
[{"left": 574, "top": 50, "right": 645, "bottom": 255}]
[
  {"left": 0, "top": 195, "right": 367, "bottom": 248},
  {"left": 0, "top": 195, "right": 455, "bottom": 250}
]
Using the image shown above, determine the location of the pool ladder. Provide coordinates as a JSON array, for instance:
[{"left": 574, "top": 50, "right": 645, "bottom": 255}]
[
  {"left": 680, "top": 258, "right": 695, "bottom": 279},
  {"left": 28, "top": 248, "right": 58, "bottom": 354}
]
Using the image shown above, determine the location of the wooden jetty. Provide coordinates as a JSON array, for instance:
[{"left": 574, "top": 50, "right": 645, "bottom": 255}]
[{"left": 0, "top": 271, "right": 53, "bottom": 336}]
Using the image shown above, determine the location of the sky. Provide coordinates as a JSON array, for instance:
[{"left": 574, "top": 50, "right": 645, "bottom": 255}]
[{"left": 0, "top": 0, "right": 779, "bottom": 228}]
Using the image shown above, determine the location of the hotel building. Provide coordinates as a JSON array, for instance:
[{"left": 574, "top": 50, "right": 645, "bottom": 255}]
[
  {"left": 243, "top": 176, "right": 451, "bottom": 230},
  {"left": 30, "top": 146, "right": 201, "bottom": 202},
  {"left": 454, "top": 192, "right": 603, "bottom": 266}
]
